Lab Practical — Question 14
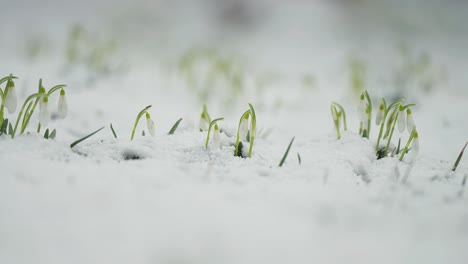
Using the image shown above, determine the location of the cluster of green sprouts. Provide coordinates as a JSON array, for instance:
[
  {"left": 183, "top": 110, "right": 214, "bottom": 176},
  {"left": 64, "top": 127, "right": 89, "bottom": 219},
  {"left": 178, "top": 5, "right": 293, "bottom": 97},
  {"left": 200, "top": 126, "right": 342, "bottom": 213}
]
[
  {"left": 200, "top": 103, "right": 257, "bottom": 158},
  {"left": 0, "top": 74, "right": 68, "bottom": 139},
  {"left": 331, "top": 90, "right": 419, "bottom": 161}
]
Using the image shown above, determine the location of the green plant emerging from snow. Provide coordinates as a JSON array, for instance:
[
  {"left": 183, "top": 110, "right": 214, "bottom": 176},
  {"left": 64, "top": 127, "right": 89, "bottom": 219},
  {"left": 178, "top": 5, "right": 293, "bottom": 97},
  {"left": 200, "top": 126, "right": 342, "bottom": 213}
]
[
  {"left": 330, "top": 102, "right": 347, "bottom": 139},
  {"left": 0, "top": 75, "right": 68, "bottom": 139},
  {"left": 452, "top": 142, "right": 468, "bottom": 172},
  {"left": 205, "top": 117, "right": 224, "bottom": 149},
  {"left": 130, "top": 105, "right": 155, "bottom": 140},
  {"left": 357, "top": 90, "right": 372, "bottom": 139},
  {"left": 234, "top": 103, "right": 257, "bottom": 158},
  {"left": 199, "top": 104, "right": 211, "bottom": 132}
]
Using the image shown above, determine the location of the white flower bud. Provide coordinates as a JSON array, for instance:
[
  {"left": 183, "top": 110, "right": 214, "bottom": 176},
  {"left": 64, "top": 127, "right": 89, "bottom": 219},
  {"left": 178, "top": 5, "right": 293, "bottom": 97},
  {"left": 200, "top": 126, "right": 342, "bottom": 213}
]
[
  {"left": 213, "top": 124, "right": 221, "bottom": 147},
  {"left": 406, "top": 109, "right": 415, "bottom": 133},
  {"left": 5, "top": 81, "right": 17, "bottom": 114},
  {"left": 239, "top": 115, "right": 249, "bottom": 141},
  {"left": 199, "top": 115, "right": 208, "bottom": 132},
  {"left": 357, "top": 96, "right": 367, "bottom": 123},
  {"left": 397, "top": 107, "right": 406, "bottom": 133},
  {"left": 57, "top": 89, "right": 68, "bottom": 119},
  {"left": 146, "top": 113, "right": 155, "bottom": 137},
  {"left": 411, "top": 132, "right": 419, "bottom": 159},
  {"left": 376, "top": 103, "right": 384, "bottom": 125},
  {"left": 39, "top": 96, "right": 50, "bottom": 127}
]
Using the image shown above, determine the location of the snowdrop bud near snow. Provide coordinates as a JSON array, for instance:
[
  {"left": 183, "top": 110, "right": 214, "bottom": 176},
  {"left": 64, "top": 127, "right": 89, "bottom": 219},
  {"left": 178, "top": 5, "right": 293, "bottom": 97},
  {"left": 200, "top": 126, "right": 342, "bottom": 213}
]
[
  {"left": 213, "top": 124, "right": 221, "bottom": 146},
  {"left": 239, "top": 115, "right": 249, "bottom": 141},
  {"left": 411, "top": 132, "right": 419, "bottom": 158},
  {"left": 406, "top": 108, "right": 415, "bottom": 133},
  {"left": 199, "top": 115, "right": 208, "bottom": 131},
  {"left": 357, "top": 95, "right": 367, "bottom": 123},
  {"left": 397, "top": 107, "right": 406, "bottom": 133},
  {"left": 376, "top": 103, "right": 384, "bottom": 125},
  {"left": 39, "top": 96, "right": 50, "bottom": 127},
  {"left": 5, "top": 80, "right": 17, "bottom": 114},
  {"left": 57, "top": 89, "right": 68, "bottom": 119},
  {"left": 146, "top": 113, "right": 155, "bottom": 137}
]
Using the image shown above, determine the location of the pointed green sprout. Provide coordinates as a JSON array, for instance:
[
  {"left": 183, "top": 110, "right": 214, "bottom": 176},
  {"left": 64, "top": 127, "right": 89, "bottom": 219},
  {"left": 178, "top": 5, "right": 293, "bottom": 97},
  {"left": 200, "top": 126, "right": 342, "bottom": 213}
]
[
  {"left": 399, "top": 129, "right": 418, "bottom": 161},
  {"left": 234, "top": 103, "right": 257, "bottom": 158},
  {"left": 130, "top": 105, "right": 152, "bottom": 140},
  {"left": 70, "top": 126, "right": 105, "bottom": 148},
  {"left": 168, "top": 118, "right": 183, "bottom": 135},
  {"left": 205, "top": 117, "right": 224, "bottom": 149},
  {"left": 11, "top": 79, "right": 66, "bottom": 138},
  {"left": 331, "top": 102, "right": 347, "bottom": 139},
  {"left": 452, "top": 142, "right": 468, "bottom": 172},
  {"left": 279, "top": 137, "right": 295, "bottom": 167},
  {"left": 110, "top": 123, "right": 118, "bottom": 138},
  {"left": 383, "top": 103, "right": 415, "bottom": 157}
]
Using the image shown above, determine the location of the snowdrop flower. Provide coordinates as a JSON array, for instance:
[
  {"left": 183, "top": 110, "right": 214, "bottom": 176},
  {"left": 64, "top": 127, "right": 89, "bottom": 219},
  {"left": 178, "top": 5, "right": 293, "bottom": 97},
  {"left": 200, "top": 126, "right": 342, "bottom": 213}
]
[
  {"left": 212, "top": 124, "right": 221, "bottom": 147},
  {"left": 411, "top": 131, "right": 419, "bottom": 158},
  {"left": 397, "top": 106, "right": 406, "bottom": 133},
  {"left": 39, "top": 96, "right": 50, "bottom": 127},
  {"left": 375, "top": 102, "right": 384, "bottom": 125},
  {"left": 57, "top": 89, "right": 68, "bottom": 119},
  {"left": 406, "top": 108, "right": 415, "bottom": 133},
  {"left": 4, "top": 80, "right": 17, "bottom": 114},
  {"left": 199, "top": 113, "right": 209, "bottom": 131},
  {"left": 239, "top": 115, "right": 249, "bottom": 141},
  {"left": 357, "top": 94, "right": 367, "bottom": 123},
  {"left": 146, "top": 113, "right": 155, "bottom": 137}
]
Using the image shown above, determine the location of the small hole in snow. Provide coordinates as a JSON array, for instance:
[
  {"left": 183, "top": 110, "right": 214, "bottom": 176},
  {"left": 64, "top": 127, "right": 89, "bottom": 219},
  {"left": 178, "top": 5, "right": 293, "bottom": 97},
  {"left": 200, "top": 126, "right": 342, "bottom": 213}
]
[{"left": 121, "top": 149, "right": 146, "bottom": 160}]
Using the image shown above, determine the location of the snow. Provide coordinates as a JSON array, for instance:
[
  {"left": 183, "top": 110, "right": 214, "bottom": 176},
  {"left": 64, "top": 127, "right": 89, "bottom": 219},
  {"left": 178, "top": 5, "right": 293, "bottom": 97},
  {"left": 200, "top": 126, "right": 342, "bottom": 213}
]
[{"left": 1, "top": 1, "right": 468, "bottom": 264}]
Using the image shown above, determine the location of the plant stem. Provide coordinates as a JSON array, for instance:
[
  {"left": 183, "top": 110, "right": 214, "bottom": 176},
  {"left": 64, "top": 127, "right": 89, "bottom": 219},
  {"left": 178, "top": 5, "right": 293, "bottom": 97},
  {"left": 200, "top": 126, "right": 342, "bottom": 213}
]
[
  {"left": 205, "top": 117, "right": 223, "bottom": 149},
  {"left": 130, "top": 105, "right": 152, "bottom": 140},
  {"left": 399, "top": 130, "right": 416, "bottom": 161}
]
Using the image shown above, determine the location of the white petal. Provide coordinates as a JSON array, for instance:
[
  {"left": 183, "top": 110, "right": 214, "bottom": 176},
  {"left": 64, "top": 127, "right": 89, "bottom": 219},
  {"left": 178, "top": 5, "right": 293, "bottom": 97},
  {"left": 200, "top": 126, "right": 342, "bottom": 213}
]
[
  {"left": 58, "top": 95, "right": 68, "bottom": 119},
  {"left": 39, "top": 102, "right": 50, "bottom": 127},
  {"left": 375, "top": 109, "right": 383, "bottom": 125},
  {"left": 406, "top": 114, "right": 415, "bottom": 133},
  {"left": 410, "top": 138, "right": 419, "bottom": 159},
  {"left": 147, "top": 118, "right": 155, "bottom": 137},
  {"left": 199, "top": 117, "right": 208, "bottom": 131},
  {"left": 397, "top": 110, "right": 406, "bottom": 133},
  {"left": 213, "top": 128, "right": 221, "bottom": 147},
  {"left": 5, "top": 86, "right": 17, "bottom": 114}
]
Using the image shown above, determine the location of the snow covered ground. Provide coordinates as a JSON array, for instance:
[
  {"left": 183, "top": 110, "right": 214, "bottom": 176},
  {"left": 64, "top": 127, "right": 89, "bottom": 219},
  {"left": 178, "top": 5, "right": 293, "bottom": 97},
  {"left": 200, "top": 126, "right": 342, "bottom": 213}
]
[{"left": 1, "top": 1, "right": 468, "bottom": 263}]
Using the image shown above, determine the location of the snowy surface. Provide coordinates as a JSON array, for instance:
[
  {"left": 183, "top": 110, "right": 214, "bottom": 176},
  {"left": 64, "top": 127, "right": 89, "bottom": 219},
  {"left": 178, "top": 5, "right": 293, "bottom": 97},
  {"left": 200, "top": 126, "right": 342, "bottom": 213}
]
[{"left": 1, "top": 1, "right": 468, "bottom": 264}]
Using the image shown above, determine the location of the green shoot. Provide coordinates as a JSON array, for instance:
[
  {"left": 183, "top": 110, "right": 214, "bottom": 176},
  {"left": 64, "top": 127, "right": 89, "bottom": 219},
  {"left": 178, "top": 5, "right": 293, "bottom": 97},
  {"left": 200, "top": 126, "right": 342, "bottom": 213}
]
[
  {"left": 234, "top": 103, "right": 257, "bottom": 158},
  {"left": 70, "top": 126, "right": 105, "bottom": 148},
  {"left": 130, "top": 105, "right": 152, "bottom": 140},
  {"left": 357, "top": 90, "right": 372, "bottom": 139},
  {"left": 279, "top": 137, "right": 295, "bottom": 167},
  {"left": 49, "top": 129, "right": 56, "bottom": 139},
  {"left": 331, "top": 102, "right": 347, "bottom": 139},
  {"left": 297, "top": 153, "right": 302, "bottom": 165},
  {"left": 399, "top": 129, "right": 418, "bottom": 161},
  {"left": 205, "top": 117, "right": 224, "bottom": 149},
  {"left": 110, "top": 123, "right": 118, "bottom": 138},
  {"left": 383, "top": 103, "right": 415, "bottom": 157},
  {"left": 452, "top": 142, "right": 468, "bottom": 172},
  {"left": 168, "top": 118, "right": 183, "bottom": 135}
]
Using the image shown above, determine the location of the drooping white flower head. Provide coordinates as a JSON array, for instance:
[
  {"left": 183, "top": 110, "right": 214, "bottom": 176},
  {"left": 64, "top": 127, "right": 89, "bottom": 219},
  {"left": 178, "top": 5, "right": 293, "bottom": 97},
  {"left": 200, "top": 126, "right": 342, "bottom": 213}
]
[
  {"left": 239, "top": 114, "right": 249, "bottom": 141},
  {"left": 146, "top": 113, "right": 155, "bottom": 137},
  {"left": 4, "top": 80, "right": 17, "bottom": 114},
  {"left": 397, "top": 106, "right": 406, "bottom": 133},
  {"left": 39, "top": 95, "right": 50, "bottom": 127},
  {"left": 212, "top": 124, "right": 221, "bottom": 147},
  {"left": 376, "top": 103, "right": 384, "bottom": 125},
  {"left": 357, "top": 94, "right": 367, "bottom": 124},
  {"left": 410, "top": 131, "right": 419, "bottom": 159},
  {"left": 57, "top": 89, "right": 68, "bottom": 119},
  {"left": 406, "top": 108, "right": 415, "bottom": 133},
  {"left": 199, "top": 112, "right": 210, "bottom": 132}
]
